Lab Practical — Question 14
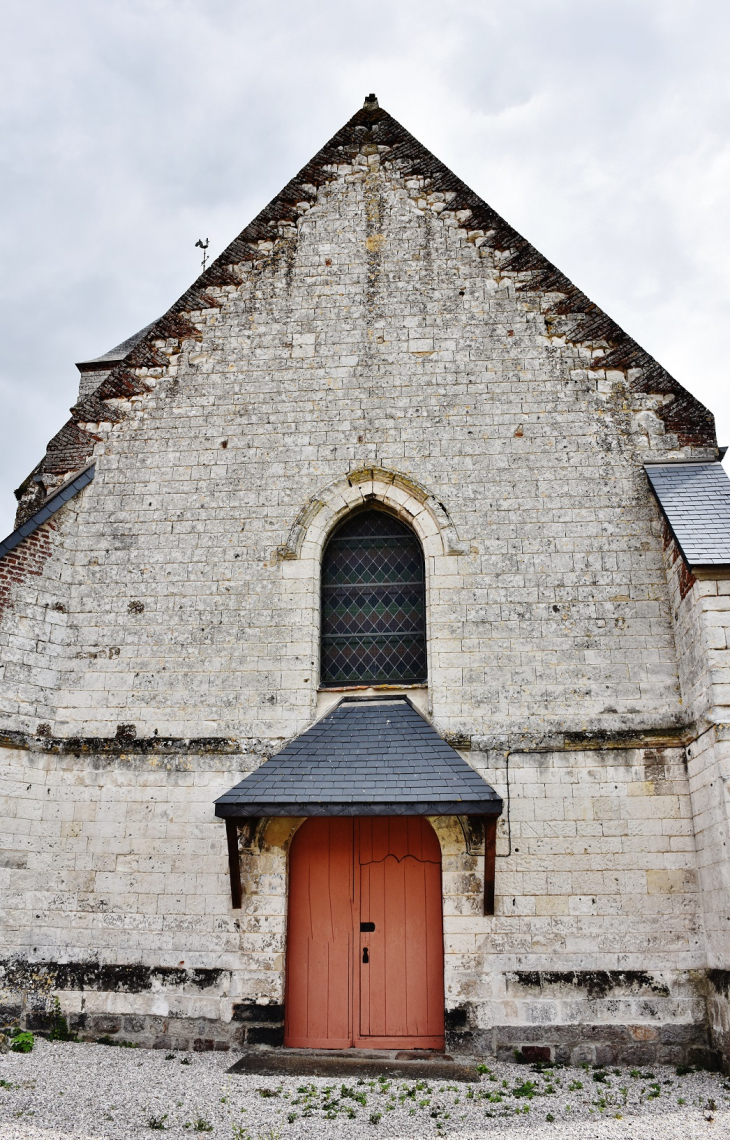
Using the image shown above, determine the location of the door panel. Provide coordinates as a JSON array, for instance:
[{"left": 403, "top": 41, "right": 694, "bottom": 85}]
[
  {"left": 357, "top": 817, "right": 444, "bottom": 1048},
  {"left": 284, "top": 818, "right": 353, "bottom": 1048},
  {"left": 285, "top": 815, "right": 444, "bottom": 1049}
]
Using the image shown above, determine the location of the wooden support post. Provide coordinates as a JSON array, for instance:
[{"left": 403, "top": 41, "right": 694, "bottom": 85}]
[
  {"left": 225, "top": 818, "right": 242, "bottom": 910},
  {"left": 484, "top": 816, "right": 497, "bottom": 916}
]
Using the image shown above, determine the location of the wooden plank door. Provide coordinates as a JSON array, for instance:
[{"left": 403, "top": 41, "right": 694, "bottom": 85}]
[
  {"left": 284, "top": 818, "right": 354, "bottom": 1048},
  {"left": 356, "top": 817, "right": 444, "bottom": 1049}
]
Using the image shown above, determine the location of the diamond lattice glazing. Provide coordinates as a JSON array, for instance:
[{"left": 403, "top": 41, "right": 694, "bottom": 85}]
[{"left": 321, "top": 510, "right": 427, "bottom": 684}]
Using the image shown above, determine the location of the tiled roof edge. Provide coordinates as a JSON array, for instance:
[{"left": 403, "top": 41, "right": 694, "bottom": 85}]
[
  {"left": 644, "top": 462, "right": 730, "bottom": 570},
  {"left": 214, "top": 799, "right": 502, "bottom": 818},
  {"left": 0, "top": 463, "right": 95, "bottom": 562}
]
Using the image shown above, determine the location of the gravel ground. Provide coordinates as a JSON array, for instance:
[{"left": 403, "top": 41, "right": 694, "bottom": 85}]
[{"left": 1, "top": 1039, "right": 729, "bottom": 1140}]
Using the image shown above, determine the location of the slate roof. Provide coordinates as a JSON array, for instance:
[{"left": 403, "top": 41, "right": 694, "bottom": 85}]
[
  {"left": 645, "top": 462, "right": 730, "bottom": 566},
  {"left": 0, "top": 464, "right": 95, "bottom": 563},
  {"left": 215, "top": 697, "right": 502, "bottom": 818}
]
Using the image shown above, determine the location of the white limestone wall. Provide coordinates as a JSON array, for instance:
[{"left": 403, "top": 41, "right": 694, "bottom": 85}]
[
  {"left": 0, "top": 138, "right": 724, "bottom": 1059},
  {"left": 1, "top": 736, "right": 705, "bottom": 1054},
  {"left": 0, "top": 156, "right": 689, "bottom": 743},
  {"left": 664, "top": 541, "right": 730, "bottom": 961}
]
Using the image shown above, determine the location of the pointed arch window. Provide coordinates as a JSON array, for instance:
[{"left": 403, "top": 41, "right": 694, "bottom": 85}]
[{"left": 320, "top": 509, "right": 427, "bottom": 686}]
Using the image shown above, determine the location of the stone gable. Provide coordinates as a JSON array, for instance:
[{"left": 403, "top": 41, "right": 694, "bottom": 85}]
[{"left": 1, "top": 96, "right": 729, "bottom": 1065}]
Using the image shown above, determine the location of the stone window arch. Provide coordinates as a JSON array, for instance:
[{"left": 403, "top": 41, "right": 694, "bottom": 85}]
[{"left": 320, "top": 507, "right": 427, "bottom": 686}]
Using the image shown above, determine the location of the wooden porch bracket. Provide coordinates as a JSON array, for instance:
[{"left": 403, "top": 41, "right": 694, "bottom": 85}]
[
  {"left": 483, "top": 816, "right": 497, "bottom": 916},
  {"left": 225, "top": 818, "right": 243, "bottom": 909}
]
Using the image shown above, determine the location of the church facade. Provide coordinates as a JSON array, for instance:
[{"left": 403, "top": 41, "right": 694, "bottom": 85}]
[{"left": 2, "top": 95, "right": 730, "bottom": 1065}]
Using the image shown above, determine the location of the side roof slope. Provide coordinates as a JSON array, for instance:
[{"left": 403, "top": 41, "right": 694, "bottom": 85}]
[{"left": 646, "top": 462, "right": 730, "bottom": 568}]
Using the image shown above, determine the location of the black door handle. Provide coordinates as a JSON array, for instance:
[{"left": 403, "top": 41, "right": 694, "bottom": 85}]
[{"left": 362, "top": 946, "right": 369, "bottom": 964}]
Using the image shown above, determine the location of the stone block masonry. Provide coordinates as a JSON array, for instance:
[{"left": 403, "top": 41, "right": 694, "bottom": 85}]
[
  {"left": 2, "top": 166, "right": 694, "bottom": 740},
  {"left": 0, "top": 99, "right": 727, "bottom": 1062},
  {"left": 0, "top": 732, "right": 713, "bottom": 1063}
]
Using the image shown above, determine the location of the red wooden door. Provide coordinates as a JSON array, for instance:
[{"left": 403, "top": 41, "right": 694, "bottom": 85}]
[
  {"left": 356, "top": 818, "right": 444, "bottom": 1048},
  {"left": 284, "top": 818, "right": 354, "bottom": 1048},
  {"left": 285, "top": 816, "right": 444, "bottom": 1049}
]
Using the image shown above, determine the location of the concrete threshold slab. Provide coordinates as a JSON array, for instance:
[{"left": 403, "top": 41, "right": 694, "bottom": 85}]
[{"left": 228, "top": 1047, "right": 480, "bottom": 1082}]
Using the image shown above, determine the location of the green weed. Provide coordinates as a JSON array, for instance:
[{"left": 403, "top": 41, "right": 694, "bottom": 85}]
[
  {"left": 97, "top": 1035, "right": 137, "bottom": 1048},
  {"left": 48, "top": 997, "right": 77, "bottom": 1042},
  {"left": 9, "top": 1030, "right": 34, "bottom": 1054}
]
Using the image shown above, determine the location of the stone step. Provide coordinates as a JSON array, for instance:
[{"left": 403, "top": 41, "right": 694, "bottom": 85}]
[{"left": 228, "top": 1047, "right": 480, "bottom": 1082}]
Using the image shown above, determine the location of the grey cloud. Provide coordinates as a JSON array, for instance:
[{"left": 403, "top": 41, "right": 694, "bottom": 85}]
[{"left": 2, "top": 0, "right": 730, "bottom": 534}]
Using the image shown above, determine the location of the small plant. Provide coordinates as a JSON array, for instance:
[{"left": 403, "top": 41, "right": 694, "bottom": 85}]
[
  {"left": 10, "top": 1030, "right": 34, "bottom": 1053},
  {"left": 231, "top": 1125, "right": 250, "bottom": 1140},
  {"left": 629, "top": 1069, "right": 641, "bottom": 1078},
  {"left": 593, "top": 1070, "right": 608, "bottom": 1084},
  {"left": 181, "top": 1057, "right": 192, "bottom": 1065},
  {"left": 676, "top": 1063, "right": 694, "bottom": 1076},
  {"left": 476, "top": 1062, "right": 491, "bottom": 1075},
  {"left": 511, "top": 1080, "right": 537, "bottom": 1099},
  {"left": 546, "top": 1112, "right": 555, "bottom": 1121},
  {"left": 193, "top": 1119, "right": 213, "bottom": 1133},
  {"left": 0, "top": 1080, "right": 17, "bottom": 1089},
  {"left": 287, "top": 1112, "right": 297, "bottom": 1123},
  {"left": 165, "top": 1053, "right": 176, "bottom": 1061},
  {"left": 568, "top": 1080, "right": 583, "bottom": 1091},
  {"left": 97, "top": 1035, "right": 137, "bottom": 1048},
  {"left": 257, "top": 1087, "right": 279, "bottom": 1098},
  {"left": 48, "top": 997, "right": 77, "bottom": 1042},
  {"left": 147, "top": 1113, "right": 168, "bottom": 1130},
  {"left": 369, "top": 1110, "right": 382, "bottom": 1124}
]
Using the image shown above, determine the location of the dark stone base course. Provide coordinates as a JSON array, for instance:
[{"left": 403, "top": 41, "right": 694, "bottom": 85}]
[
  {"left": 14, "top": 1003, "right": 720, "bottom": 1067},
  {"left": 19, "top": 1004, "right": 285, "bottom": 1053},
  {"left": 446, "top": 1021, "right": 721, "bottom": 1069}
]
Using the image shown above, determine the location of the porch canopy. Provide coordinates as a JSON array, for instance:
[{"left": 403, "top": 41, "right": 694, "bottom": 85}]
[
  {"left": 214, "top": 696, "right": 502, "bottom": 819},
  {"left": 215, "top": 696, "right": 502, "bottom": 915}
]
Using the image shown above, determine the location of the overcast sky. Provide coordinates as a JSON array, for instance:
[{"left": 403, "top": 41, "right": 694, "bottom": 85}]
[{"left": 2, "top": 0, "right": 729, "bottom": 536}]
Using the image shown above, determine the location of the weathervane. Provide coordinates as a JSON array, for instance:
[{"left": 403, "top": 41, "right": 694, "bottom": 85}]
[{"left": 195, "top": 238, "right": 209, "bottom": 270}]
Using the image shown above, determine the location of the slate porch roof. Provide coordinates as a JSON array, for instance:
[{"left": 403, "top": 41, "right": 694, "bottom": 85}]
[
  {"left": 215, "top": 697, "right": 502, "bottom": 818},
  {"left": 645, "top": 462, "right": 730, "bottom": 567}
]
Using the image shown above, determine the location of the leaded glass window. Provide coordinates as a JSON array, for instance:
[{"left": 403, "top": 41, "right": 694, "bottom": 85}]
[{"left": 320, "top": 509, "right": 427, "bottom": 685}]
